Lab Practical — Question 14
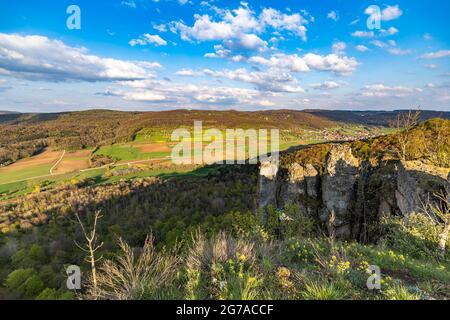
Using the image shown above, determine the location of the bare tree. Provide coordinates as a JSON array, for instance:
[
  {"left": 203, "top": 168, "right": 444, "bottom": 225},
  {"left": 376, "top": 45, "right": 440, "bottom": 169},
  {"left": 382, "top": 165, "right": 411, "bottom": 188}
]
[
  {"left": 75, "top": 211, "right": 104, "bottom": 298},
  {"left": 390, "top": 110, "right": 421, "bottom": 161},
  {"left": 422, "top": 189, "right": 450, "bottom": 256}
]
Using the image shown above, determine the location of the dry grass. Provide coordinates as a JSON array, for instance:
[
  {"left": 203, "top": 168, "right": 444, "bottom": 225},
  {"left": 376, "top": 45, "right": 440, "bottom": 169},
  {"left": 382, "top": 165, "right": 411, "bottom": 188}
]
[
  {"left": 84, "top": 235, "right": 180, "bottom": 300},
  {"left": 187, "top": 232, "right": 256, "bottom": 272}
]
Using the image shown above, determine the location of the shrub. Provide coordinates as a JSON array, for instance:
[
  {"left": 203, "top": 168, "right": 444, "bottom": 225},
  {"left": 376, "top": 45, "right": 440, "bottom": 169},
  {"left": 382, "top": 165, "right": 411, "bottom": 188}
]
[
  {"left": 378, "top": 214, "right": 445, "bottom": 261},
  {"left": 5, "top": 268, "right": 44, "bottom": 298}
]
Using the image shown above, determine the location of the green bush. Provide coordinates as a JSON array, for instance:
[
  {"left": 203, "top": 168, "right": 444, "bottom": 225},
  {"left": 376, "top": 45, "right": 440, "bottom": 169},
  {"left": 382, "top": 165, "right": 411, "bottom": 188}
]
[
  {"left": 5, "top": 268, "right": 44, "bottom": 298},
  {"left": 378, "top": 214, "right": 445, "bottom": 261}
]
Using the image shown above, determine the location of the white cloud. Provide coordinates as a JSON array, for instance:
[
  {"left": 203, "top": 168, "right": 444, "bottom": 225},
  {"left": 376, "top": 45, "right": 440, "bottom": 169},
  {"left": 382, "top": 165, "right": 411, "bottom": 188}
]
[
  {"left": 122, "top": 91, "right": 166, "bottom": 101},
  {"left": 311, "top": 81, "right": 341, "bottom": 90},
  {"left": 173, "top": 4, "right": 310, "bottom": 49},
  {"left": 388, "top": 48, "right": 412, "bottom": 56},
  {"left": 352, "top": 30, "right": 374, "bottom": 38},
  {"left": 355, "top": 45, "right": 369, "bottom": 52},
  {"left": 380, "top": 5, "right": 403, "bottom": 21},
  {"left": 361, "top": 83, "right": 422, "bottom": 97},
  {"left": 327, "top": 11, "right": 338, "bottom": 21},
  {"left": 145, "top": 34, "right": 167, "bottom": 46},
  {"left": 129, "top": 34, "right": 167, "bottom": 46},
  {"left": 420, "top": 50, "right": 450, "bottom": 59},
  {"left": 302, "top": 53, "right": 358, "bottom": 75},
  {"left": 380, "top": 27, "right": 398, "bottom": 36},
  {"left": 365, "top": 5, "right": 403, "bottom": 22},
  {"left": 202, "top": 67, "right": 305, "bottom": 93},
  {"left": 223, "top": 34, "right": 267, "bottom": 51},
  {"left": 249, "top": 52, "right": 358, "bottom": 75},
  {"left": 121, "top": 0, "right": 136, "bottom": 8},
  {"left": 204, "top": 44, "right": 248, "bottom": 61},
  {"left": 153, "top": 24, "right": 167, "bottom": 33},
  {"left": 371, "top": 40, "right": 387, "bottom": 48},
  {"left": 176, "top": 14, "right": 235, "bottom": 41},
  {"left": 175, "top": 69, "right": 201, "bottom": 76},
  {"left": 423, "top": 33, "right": 432, "bottom": 41},
  {"left": 248, "top": 54, "right": 309, "bottom": 72},
  {"left": 259, "top": 8, "right": 309, "bottom": 40},
  {"left": 0, "top": 33, "right": 160, "bottom": 82},
  {"left": 332, "top": 41, "right": 346, "bottom": 54},
  {"left": 353, "top": 27, "right": 397, "bottom": 38},
  {"left": 114, "top": 79, "right": 271, "bottom": 108}
]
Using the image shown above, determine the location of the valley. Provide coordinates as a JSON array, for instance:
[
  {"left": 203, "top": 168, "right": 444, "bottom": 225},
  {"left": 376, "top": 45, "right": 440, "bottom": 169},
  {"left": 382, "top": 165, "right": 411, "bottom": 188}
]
[{"left": 0, "top": 109, "right": 448, "bottom": 301}]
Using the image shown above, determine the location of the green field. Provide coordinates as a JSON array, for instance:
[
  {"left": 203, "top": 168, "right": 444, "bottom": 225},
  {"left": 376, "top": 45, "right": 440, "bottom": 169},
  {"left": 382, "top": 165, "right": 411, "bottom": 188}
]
[
  {"left": 0, "top": 164, "right": 53, "bottom": 185},
  {"left": 94, "top": 144, "right": 171, "bottom": 161},
  {"left": 0, "top": 163, "right": 216, "bottom": 201}
]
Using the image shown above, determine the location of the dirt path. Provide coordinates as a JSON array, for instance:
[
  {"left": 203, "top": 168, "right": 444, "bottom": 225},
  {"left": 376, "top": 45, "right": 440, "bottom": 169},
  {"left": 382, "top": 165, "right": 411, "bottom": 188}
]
[{"left": 50, "top": 150, "right": 66, "bottom": 175}]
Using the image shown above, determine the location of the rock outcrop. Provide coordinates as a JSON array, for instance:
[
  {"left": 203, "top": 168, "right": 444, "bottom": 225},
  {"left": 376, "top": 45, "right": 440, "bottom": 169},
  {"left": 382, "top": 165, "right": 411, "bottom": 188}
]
[
  {"left": 321, "top": 145, "right": 360, "bottom": 238},
  {"left": 258, "top": 159, "right": 279, "bottom": 209},
  {"left": 257, "top": 144, "right": 450, "bottom": 240}
]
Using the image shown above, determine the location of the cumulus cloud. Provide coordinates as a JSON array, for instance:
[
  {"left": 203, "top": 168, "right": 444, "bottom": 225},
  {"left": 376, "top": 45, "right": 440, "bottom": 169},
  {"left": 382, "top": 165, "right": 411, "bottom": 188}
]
[
  {"left": 380, "top": 5, "right": 403, "bottom": 21},
  {"left": 302, "top": 53, "right": 358, "bottom": 75},
  {"left": 175, "top": 69, "right": 202, "bottom": 76},
  {"left": 0, "top": 33, "right": 160, "bottom": 82},
  {"left": 202, "top": 67, "right": 305, "bottom": 93},
  {"left": 310, "top": 81, "right": 341, "bottom": 90},
  {"left": 129, "top": 34, "right": 167, "bottom": 46},
  {"left": 172, "top": 4, "right": 311, "bottom": 51},
  {"left": 365, "top": 5, "right": 403, "bottom": 22},
  {"left": 112, "top": 79, "right": 274, "bottom": 108},
  {"left": 249, "top": 53, "right": 358, "bottom": 75},
  {"left": 223, "top": 34, "right": 267, "bottom": 51},
  {"left": 361, "top": 83, "right": 422, "bottom": 97},
  {"left": 259, "top": 8, "right": 309, "bottom": 40},
  {"left": 420, "top": 50, "right": 450, "bottom": 59},
  {"left": 204, "top": 44, "right": 247, "bottom": 61},
  {"left": 248, "top": 54, "right": 310, "bottom": 72}
]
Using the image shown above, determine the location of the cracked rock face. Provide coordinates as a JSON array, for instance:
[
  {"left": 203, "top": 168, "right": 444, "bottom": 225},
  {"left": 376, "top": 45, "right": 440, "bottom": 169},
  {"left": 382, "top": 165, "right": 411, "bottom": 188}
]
[
  {"left": 396, "top": 161, "right": 450, "bottom": 217},
  {"left": 257, "top": 143, "right": 449, "bottom": 240},
  {"left": 321, "top": 144, "right": 360, "bottom": 238},
  {"left": 258, "top": 159, "right": 279, "bottom": 209},
  {"left": 280, "top": 163, "right": 306, "bottom": 207},
  {"left": 304, "top": 164, "right": 320, "bottom": 199}
]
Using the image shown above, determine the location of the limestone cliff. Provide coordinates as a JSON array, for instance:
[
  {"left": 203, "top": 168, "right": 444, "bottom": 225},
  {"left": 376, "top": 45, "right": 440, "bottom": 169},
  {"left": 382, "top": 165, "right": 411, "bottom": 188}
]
[{"left": 258, "top": 143, "right": 449, "bottom": 240}]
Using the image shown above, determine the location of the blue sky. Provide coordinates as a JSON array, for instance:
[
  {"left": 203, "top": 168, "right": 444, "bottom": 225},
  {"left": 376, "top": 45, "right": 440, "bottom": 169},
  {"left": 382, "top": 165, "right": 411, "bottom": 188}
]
[{"left": 0, "top": 0, "right": 449, "bottom": 112}]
